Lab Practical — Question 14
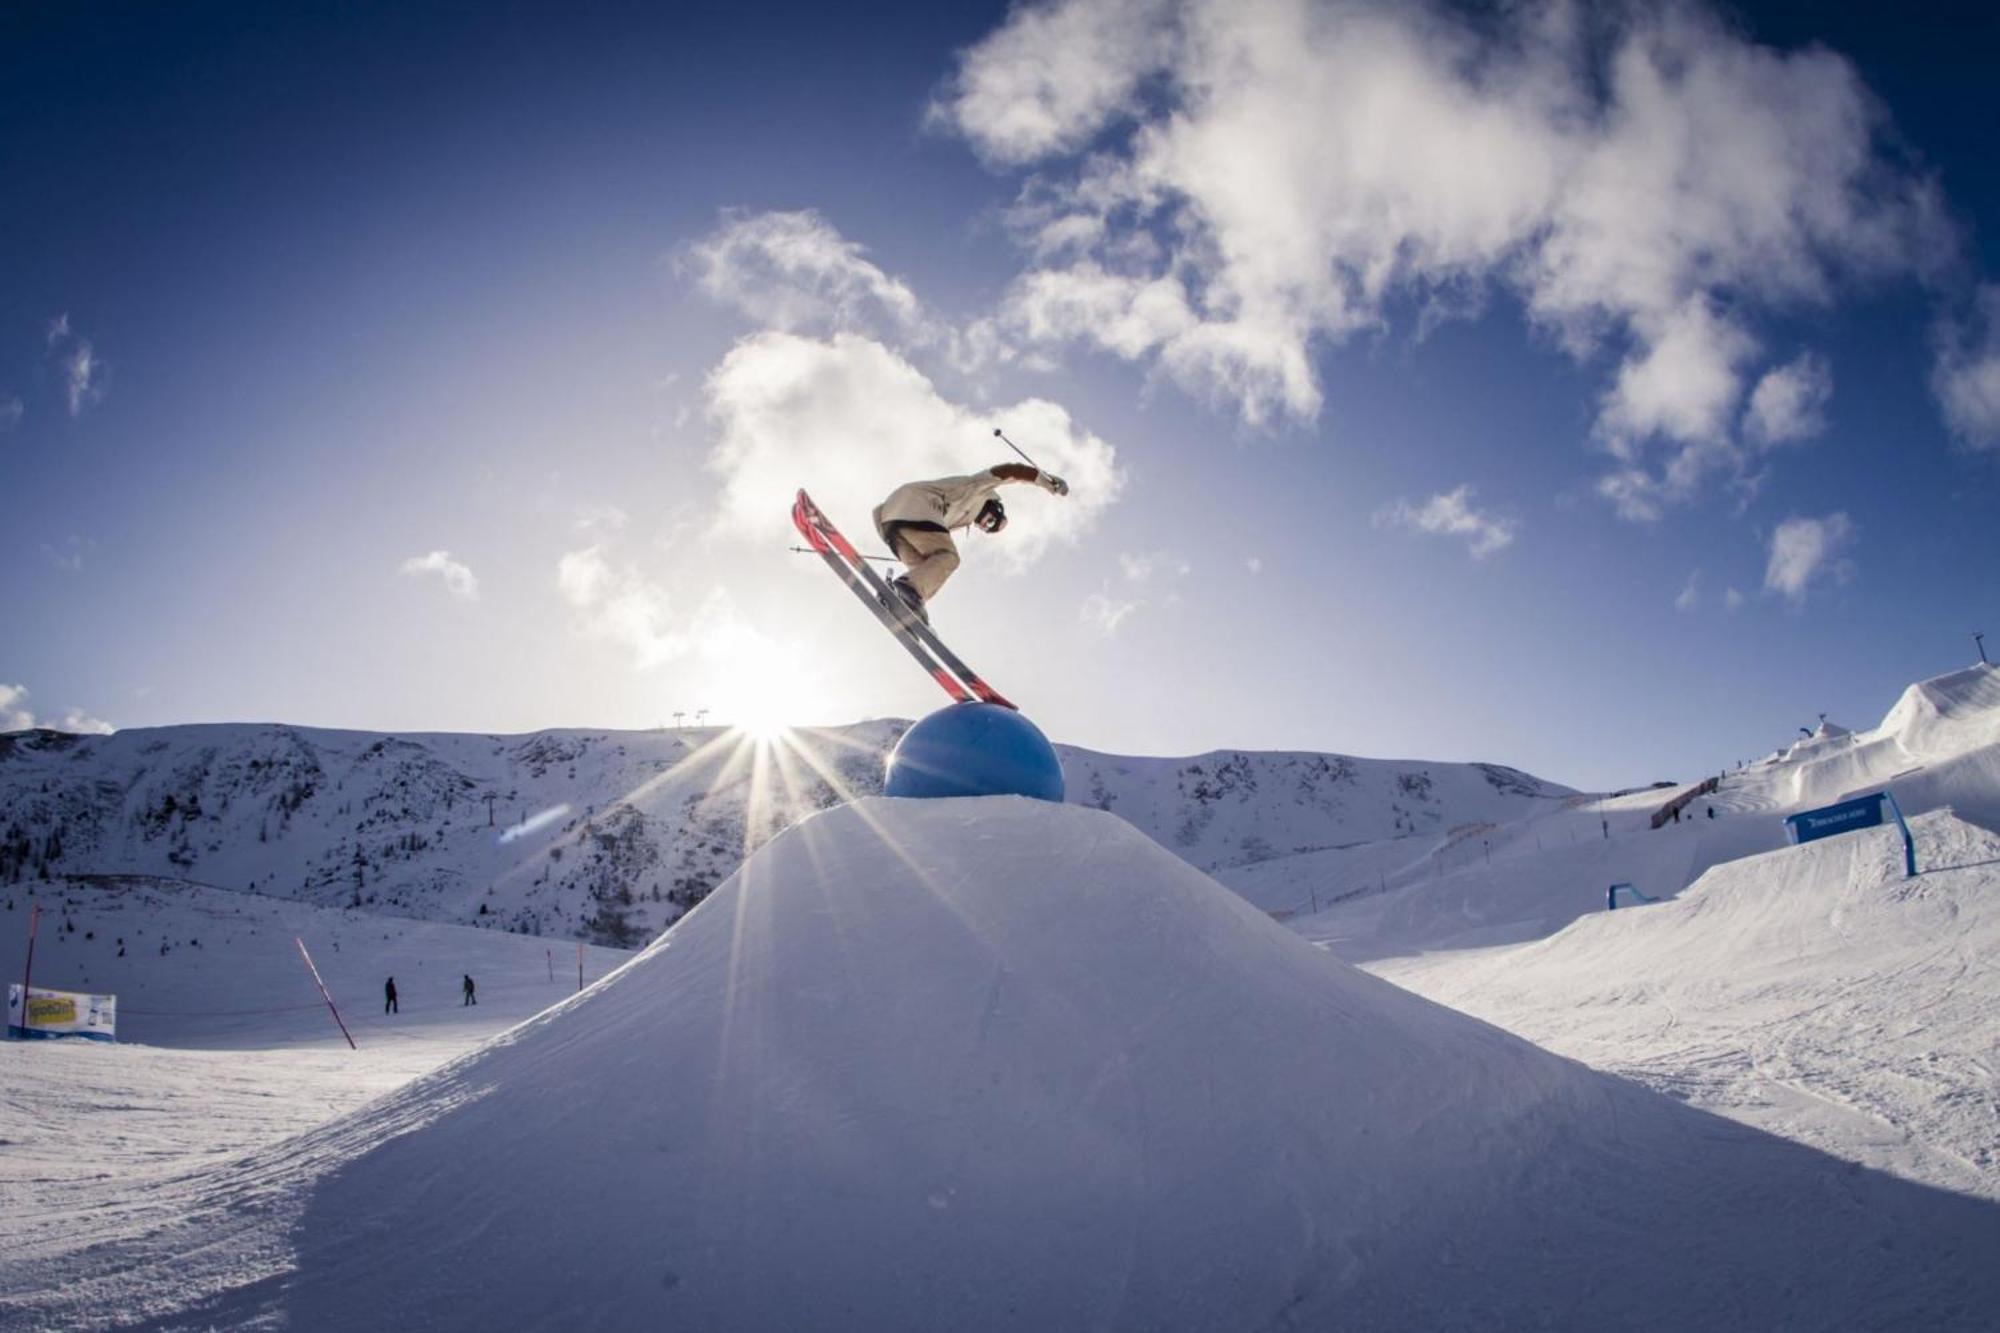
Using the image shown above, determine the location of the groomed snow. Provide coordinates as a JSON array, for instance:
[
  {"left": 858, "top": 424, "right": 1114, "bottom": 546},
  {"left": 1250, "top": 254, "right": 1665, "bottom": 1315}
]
[
  {"left": 6, "top": 798, "right": 1997, "bottom": 1330},
  {"left": 1374, "top": 809, "right": 2000, "bottom": 1203}
]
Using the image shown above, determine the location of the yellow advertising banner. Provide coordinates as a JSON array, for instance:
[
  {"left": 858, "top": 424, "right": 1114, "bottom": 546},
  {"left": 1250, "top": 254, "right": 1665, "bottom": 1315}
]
[
  {"left": 27, "top": 995, "right": 77, "bottom": 1026},
  {"left": 7, "top": 984, "right": 117, "bottom": 1041}
]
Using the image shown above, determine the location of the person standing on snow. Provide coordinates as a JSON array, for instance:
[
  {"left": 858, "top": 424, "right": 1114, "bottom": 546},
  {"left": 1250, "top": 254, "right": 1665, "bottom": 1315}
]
[
  {"left": 384, "top": 976, "right": 398, "bottom": 1015},
  {"left": 871, "top": 463, "right": 1069, "bottom": 625},
  {"left": 462, "top": 974, "right": 477, "bottom": 1006}
]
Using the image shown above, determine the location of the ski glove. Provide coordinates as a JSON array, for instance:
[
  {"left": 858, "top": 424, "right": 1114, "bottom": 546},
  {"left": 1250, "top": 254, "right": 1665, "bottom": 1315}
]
[{"left": 1040, "top": 472, "right": 1070, "bottom": 497}]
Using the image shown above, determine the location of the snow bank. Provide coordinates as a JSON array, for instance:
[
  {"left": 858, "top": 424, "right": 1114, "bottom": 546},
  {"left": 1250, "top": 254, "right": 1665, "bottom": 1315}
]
[
  {"left": 9, "top": 798, "right": 1998, "bottom": 1330},
  {"left": 1377, "top": 809, "right": 2000, "bottom": 1202}
]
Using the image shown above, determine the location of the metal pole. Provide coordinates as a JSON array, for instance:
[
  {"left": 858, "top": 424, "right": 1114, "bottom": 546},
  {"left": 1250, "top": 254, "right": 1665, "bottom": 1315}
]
[
  {"left": 294, "top": 938, "right": 357, "bottom": 1050},
  {"left": 789, "top": 546, "right": 898, "bottom": 563},
  {"left": 1976, "top": 632, "right": 1989, "bottom": 666},
  {"left": 1884, "top": 791, "right": 1918, "bottom": 878},
  {"left": 992, "top": 427, "right": 1043, "bottom": 471},
  {"left": 18, "top": 901, "right": 41, "bottom": 1035}
]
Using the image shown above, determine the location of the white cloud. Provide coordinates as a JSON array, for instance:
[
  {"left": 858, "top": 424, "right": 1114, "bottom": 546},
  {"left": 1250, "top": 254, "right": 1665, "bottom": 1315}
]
[
  {"left": 1377, "top": 484, "right": 1518, "bottom": 558},
  {"left": 1725, "top": 586, "right": 1745, "bottom": 611},
  {"left": 0, "top": 394, "right": 21, "bottom": 431},
  {"left": 939, "top": 0, "right": 1947, "bottom": 500},
  {"left": 64, "top": 340, "right": 100, "bottom": 416},
  {"left": 44, "top": 313, "right": 105, "bottom": 417},
  {"left": 0, "top": 683, "right": 113, "bottom": 734},
  {"left": 1744, "top": 352, "right": 1833, "bottom": 446},
  {"left": 684, "top": 210, "right": 926, "bottom": 340},
  {"left": 556, "top": 546, "right": 690, "bottom": 669},
  {"left": 927, "top": 0, "right": 1174, "bottom": 165},
  {"left": 399, "top": 550, "right": 479, "bottom": 600},
  {"left": 1080, "top": 590, "right": 1143, "bottom": 634},
  {"left": 1764, "top": 512, "right": 1855, "bottom": 602},
  {"left": 1932, "top": 283, "right": 2000, "bottom": 449},
  {"left": 574, "top": 505, "right": 629, "bottom": 535},
  {"left": 702, "top": 330, "right": 1121, "bottom": 567},
  {"left": 1246, "top": 556, "right": 1263, "bottom": 574},
  {"left": 1675, "top": 570, "right": 1700, "bottom": 612},
  {"left": 1597, "top": 299, "right": 1758, "bottom": 454},
  {"left": 1117, "top": 550, "right": 1190, "bottom": 582},
  {"left": 42, "top": 535, "right": 91, "bottom": 573},
  {"left": 1082, "top": 549, "right": 1192, "bottom": 632},
  {"left": 0, "top": 684, "right": 32, "bottom": 732}
]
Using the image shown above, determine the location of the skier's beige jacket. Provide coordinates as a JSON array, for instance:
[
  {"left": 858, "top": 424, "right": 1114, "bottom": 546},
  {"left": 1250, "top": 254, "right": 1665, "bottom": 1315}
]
[{"left": 872, "top": 463, "right": 1042, "bottom": 535}]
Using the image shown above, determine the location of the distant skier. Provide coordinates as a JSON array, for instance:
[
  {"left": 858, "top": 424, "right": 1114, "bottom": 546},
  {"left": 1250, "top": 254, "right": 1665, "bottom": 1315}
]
[
  {"left": 462, "top": 974, "right": 477, "bottom": 1006},
  {"left": 872, "top": 463, "right": 1069, "bottom": 626},
  {"left": 384, "top": 976, "right": 398, "bottom": 1015}
]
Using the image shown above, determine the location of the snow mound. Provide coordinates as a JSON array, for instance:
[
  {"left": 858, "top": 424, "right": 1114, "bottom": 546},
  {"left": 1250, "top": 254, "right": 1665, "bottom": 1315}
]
[
  {"left": 13, "top": 800, "right": 1999, "bottom": 1329},
  {"left": 1883, "top": 663, "right": 2000, "bottom": 756}
]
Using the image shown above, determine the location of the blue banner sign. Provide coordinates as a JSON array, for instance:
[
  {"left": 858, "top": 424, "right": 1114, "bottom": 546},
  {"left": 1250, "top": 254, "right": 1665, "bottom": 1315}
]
[
  {"left": 1785, "top": 795, "right": 1886, "bottom": 844},
  {"left": 1783, "top": 789, "right": 1917, "bottom": 877}
]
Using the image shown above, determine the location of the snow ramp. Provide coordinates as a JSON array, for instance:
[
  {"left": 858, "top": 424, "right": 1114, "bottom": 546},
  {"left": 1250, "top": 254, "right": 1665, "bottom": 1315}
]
[{"left": 12, "top": 800, "right": 2000, "bottom": 1330}]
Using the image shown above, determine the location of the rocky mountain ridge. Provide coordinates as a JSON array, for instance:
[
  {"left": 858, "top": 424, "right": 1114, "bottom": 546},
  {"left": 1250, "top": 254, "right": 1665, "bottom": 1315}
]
[{"left": 0, "top": 720, "right": 1572, "bottom": 945}]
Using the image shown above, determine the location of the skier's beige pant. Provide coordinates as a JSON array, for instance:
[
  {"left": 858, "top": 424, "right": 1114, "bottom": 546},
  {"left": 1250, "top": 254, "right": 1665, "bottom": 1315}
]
[{"left": 886, "top": 526, "right": 960, "bottom": 601}]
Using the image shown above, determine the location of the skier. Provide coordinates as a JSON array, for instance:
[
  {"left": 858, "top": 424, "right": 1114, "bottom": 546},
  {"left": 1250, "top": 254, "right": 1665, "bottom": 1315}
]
[
  {"left": 872, "top": 463, "right": 1069, "bottom": 625},
  {"left": 462, "top": 973, "right": 477, "bottom": 1006},
  {"left": 384, "top": 976, "right": 398, "bottom": 1015}
]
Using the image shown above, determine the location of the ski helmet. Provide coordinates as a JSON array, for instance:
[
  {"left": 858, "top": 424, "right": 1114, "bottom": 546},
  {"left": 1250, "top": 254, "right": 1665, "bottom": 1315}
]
[{"left": 975, "top": 497, "right": 1007, "bottom": 533}]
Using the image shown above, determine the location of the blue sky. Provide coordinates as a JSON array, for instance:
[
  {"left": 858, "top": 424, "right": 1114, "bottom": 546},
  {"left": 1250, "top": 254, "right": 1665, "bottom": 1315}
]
[{"left": 4, "top": 0, "right": 1998, "bottom": 790}]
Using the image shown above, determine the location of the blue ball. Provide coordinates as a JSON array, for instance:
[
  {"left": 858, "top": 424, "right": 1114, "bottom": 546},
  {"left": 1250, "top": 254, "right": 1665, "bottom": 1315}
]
[{"left": 884, "top": 702, "right": 1066, "bottom": 803}]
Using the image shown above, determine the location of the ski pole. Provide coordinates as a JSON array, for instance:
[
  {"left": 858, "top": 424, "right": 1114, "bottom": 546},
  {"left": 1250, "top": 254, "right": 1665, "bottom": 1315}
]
[
  {"left": 992, "top": 427, "right": 1043, "bottom": 471},
  {"left": 788, "top": 546, "right": 898, "bottom": 564}
]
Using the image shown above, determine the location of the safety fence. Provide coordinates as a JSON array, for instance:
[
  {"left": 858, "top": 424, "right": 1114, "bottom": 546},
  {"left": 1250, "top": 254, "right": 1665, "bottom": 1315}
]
[{"left": 1650, "top": 776, "right": 1720, "bottom": 829}]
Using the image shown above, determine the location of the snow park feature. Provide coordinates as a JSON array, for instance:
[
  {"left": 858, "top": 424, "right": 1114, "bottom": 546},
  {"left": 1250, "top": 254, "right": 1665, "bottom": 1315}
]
[
  {"left": 8, "top": 797, "right": 1999, "bottom": 1330},
  {"left": 884, "top": 701, "right": 1066, "bottom": 802}
]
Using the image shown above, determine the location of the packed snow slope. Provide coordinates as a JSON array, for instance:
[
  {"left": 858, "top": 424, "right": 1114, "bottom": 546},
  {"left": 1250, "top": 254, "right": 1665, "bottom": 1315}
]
[
  {"left": 1245, "top": 663, "right": 2000, "bottom": 959},
  {"left": 0, "top": 719, "right": 1569, "bottom": 944},
  {"left": 0, "top": 875, "right": 632, "bottom": 1049},
  {"left": 8, "top": 799, "right": 1998, "bottom": 1331},
  {"left": 0, "top": 877, "right": 635, "bottom": 1261},
  {"left": 1377, "top": 810, "right": 2000, "bottom": 1203}
]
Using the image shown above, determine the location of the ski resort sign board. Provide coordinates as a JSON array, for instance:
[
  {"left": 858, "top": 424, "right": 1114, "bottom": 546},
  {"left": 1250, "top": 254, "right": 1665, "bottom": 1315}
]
[
  {"left": 6, "top": 984, "right": 117, "bottom": 1041},
  {"left": 1786, "top": 794, "right": 1886, "bottom": 842},
  {"left": 1783, "top": 789, "right": 1917, "bottom": 877}
]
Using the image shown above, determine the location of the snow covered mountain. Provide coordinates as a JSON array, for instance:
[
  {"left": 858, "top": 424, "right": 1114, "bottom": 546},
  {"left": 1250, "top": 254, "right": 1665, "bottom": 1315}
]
[{"left": 0, "top": 719, "right": 1570, "bottom": 945}]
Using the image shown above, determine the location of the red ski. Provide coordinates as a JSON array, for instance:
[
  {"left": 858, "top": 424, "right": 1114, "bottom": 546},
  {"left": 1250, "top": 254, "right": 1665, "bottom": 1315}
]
[{"left": 792, "top": 489, "right": 1016, "bottom": 709}]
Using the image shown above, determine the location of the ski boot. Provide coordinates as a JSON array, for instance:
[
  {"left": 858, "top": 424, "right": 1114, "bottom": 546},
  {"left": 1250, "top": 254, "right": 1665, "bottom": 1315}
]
[{"left": 884, "top": 575, "right": 930, "bottom": 628}]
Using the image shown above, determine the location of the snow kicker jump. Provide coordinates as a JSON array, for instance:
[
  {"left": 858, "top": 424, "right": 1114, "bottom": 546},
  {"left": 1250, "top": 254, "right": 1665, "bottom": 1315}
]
[{"left": 792, "top": 488, "right": 1015, "bottom": 709}]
